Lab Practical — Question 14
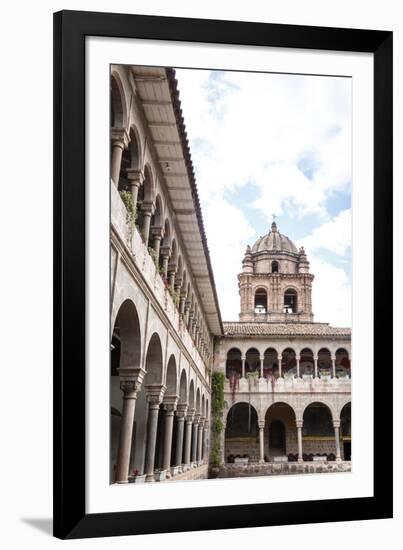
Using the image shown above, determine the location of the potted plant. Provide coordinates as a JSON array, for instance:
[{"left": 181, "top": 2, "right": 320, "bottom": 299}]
[
  {"left": 128, "top": 469, "right": 146, "bottom": 483},
  {"left": 154, "top": 468, "right": 167, "bottom": 482}
]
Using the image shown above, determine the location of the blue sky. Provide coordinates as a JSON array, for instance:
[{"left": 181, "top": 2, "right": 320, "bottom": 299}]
[{"left": 175, "top": 68, "right": 352, "bottom": 326}]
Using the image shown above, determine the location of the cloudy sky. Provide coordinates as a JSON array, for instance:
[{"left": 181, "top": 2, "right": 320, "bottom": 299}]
[{"left": 175, "top": 68, "right": 352, "bottom": 327}]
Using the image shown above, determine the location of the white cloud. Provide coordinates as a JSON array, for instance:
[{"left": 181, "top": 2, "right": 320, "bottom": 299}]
[
  {"left": 175, "top": 68, "right": 352, "bottom": 326},
  {"left": 309, "top": 255, "right": 352, "bottom": 327},
  {"left": 203, "top": 199, "right": 256, "bottom": 321},
  {"left": 297, "top": 209, "right": 352, "bottom": 256}
]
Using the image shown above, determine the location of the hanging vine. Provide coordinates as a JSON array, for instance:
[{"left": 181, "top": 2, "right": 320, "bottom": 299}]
[{"left": 210, "top": 372, "right": 226, "bottom": 467}]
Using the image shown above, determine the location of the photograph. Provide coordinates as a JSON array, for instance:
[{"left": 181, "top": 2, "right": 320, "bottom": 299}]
[{"left": 110, "top": 63, "right": 352, "bottom": 485}]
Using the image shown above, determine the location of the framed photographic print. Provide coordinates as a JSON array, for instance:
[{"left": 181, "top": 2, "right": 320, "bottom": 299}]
[{"left": 54, "top": 10, "right": 393, "bottom": 539}]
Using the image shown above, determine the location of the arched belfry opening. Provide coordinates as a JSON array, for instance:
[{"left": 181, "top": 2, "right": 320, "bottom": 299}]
[
  {"left": 284, "top": 288, "right": 297, "bottom": 314},
  {"left": 254, "top": 288, "right": 267, "bottom": 314}
]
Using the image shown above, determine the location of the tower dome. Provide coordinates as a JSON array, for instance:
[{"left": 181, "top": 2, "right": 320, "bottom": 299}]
[{"left": 251, "top": 221, "right": 298, "bottom": 255}]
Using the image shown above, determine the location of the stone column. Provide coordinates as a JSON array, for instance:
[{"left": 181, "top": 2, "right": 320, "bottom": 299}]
[
  {"left": 115, "top": 367, "right": 146, "bottom": 483},
  {"left": 110, "top": 128, "right": 129, "bottom": 186},
  {"left": 197, "top": 418, "right": 204, "bottom": 464},
  {"left": 258, "top": 421, "right": 265, "bottom": 463},
  {"left": 141, "top": 202, "right": 154, "bottom": 244},
  {"left": 333, "top": 420, "right": 342, "bottom": 462},
  {"left": 278, "top": 355, "right": 283, "bottom": 377},
  {"left": 168, "top": 269, "right": 176, "bottom": 291},
  {"left": 331, "top": 356, "right": 336, "bottom": 378},
  {"left": 313, "top": 356, "right": 318, "bottom": 378},
  {"left": 241, "top": 356, "right": 245, "bottom": 378},
  {"left": 174, "top": 403, "right": 188, "bottom": 472},
  {"left": 220, "top": 420, "right": 227, "bottom": 464},
  {"left": 162, "top": 396, "right": 178, "bottom": 478},
  {"left": 202, "top": 421, "right": 209, "bottom": 461},
  {"left": 151, "top": 227, "right": 163, "bottom": 264},
  {"left": 191, "top": 415, "right": 200, "bottom": 466},
  {"left": 296, "top": 356, "right": 301, "bottom": 378},
  {"left": 159, "top": 246, "right": 170, "bottom": 280},
  {"left": 184, "top": 301, "right": 190, "bottom": 325},
  {"left": 126, "top": 168, "right": 144, "bottom": 213},
  {"left": 183, "top": 409, "right": 194, "bottom": 470},
  {"left": 144, "top": 385, "right": 166, "bottom": 482},
  {"left": 259, "top": 358, "right": 263, "bottom": 378},
  {"left": 296, "top": 419, "right": 303, "bottom": 463}
]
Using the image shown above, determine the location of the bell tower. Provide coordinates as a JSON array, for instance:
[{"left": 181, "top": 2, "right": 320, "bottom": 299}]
[{"left": 238, "top": 222, "right": 314, "bottom": 322}]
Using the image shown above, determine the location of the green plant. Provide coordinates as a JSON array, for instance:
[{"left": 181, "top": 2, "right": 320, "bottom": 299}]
[
  {"left": 210, "top": 372, "right": 226, "bottom": 467},
  {"left": 147, "top": 246, "right": 159, "bottom": 268},
  {"left": 168, "top": 286, "right": 180, "bottom": 305},
  {"left": 119, "top": 190, "right": 137, "bottom": 242}
]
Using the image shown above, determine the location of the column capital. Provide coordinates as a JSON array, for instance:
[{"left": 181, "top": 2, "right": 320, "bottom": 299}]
[
  {"left": 142, "top": 201, "right": 155, "bottom": 215},
  {"left": 118, "top": 366, "right": 146, "bottom": 393},
  {"left": 258, "top": 421, "right": 265, "bottom": 429},
  {"left": 111, "top": 127, "right": 129, "bottom": 148},
  {"left": 145, "top": 383, "right": 166, "bottom": 406},
  {"left": 176, "top": 402, "right": 188, "bottom": 418},
  {"left": 193, "top": 413, "right": 201, "bottom": 425},
  {"left": 151, "top": 226, "right": 164, "bottom": 239},
  {"left": 333, "top": 420, "right": 341, "bottom": 428},
  {"left": 296, "top": 419, "right": 303, "bottom": 428},
  {"left": 126, "top": 168, "right": 144, "bottom": 186},
  {"left": 163, "top": 394, "right": 179, "bottom": 412},
  {"left": 185, "top": 408, "right": 195, "bottom": 423}
]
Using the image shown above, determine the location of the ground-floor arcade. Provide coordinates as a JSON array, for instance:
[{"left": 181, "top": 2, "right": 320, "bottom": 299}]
[{"left": 222, "top": 399, "right": 351, "bottom": 464}]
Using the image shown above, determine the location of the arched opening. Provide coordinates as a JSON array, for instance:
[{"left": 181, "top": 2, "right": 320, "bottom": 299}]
[
  {"left": 110, "top": 75, "right": 124, "bottom": 128},
  {"left": 149, "top": 194, "right": 163, "bottom": 250},
  {"left": 340, "top": 402, "right": 351, "bottom": 460},
  {"left": 245, "top": 347, "right": 260, "bottom": 376},
  {"left": 254, "top": 288, "right": 267, "bottom": 314},
  {"left": 136, "top": 165, "right": 154, "bottom": 240},
  {"left": 318, "top": 348, "right": 332, "bottom": 377},
  {"left": 271, "top": 260, "right": 279, "bottom": 273},
  {"left": 263, "top": 347, "right": 279, "bottom": 378},
  {"left": 188, "top": 380, "right": 195, "bottom": 411},
  {"left": 336, "top": 348, "right": 350, "bottom": 378},
  {"left": 300, "top": 348, "right": 314, "bottom": 376},
  {"left": 195, "top": 388, "right": 201, "bottom": 415},
  {"left": 302, "top": 402, "right": 335, "bottom": 459},
  {"left": 225, "top": 403, "right": 258, "bottom": 462},
  {"left": 165, "top": 355, "right": 177, "bottom": 396},
  {"left": 226, "top": 348, "right": 242, "bottom": 380},
  {"left": 110, "top": 299, "right": 141, "bottom": 482},
  {"left": 284, "top": 288, "right": 297, "bottom": 314},
  {"left": 281, "top": 348, "right": 297, "bottom": 377},
  {"left": 265, "top": 402, "right": 296, "bottom": 460}
]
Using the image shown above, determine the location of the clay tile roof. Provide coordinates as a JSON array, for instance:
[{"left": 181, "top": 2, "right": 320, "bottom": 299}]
[{"left": 222, "top": 322, "right": 351, "bottom": 338}]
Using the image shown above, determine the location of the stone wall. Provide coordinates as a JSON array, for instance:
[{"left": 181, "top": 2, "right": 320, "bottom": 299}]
[
  {"left": 168, "top": 464, "right": 208, "bottom": 482},
  {"left": 225, "top": 438, "right": 259, "bottom": 460},
  {"left": 214, "top": 461, "right": 351, "bottom": 478}
]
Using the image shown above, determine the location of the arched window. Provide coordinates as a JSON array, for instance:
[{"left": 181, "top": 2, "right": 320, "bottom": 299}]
[
  {"left": 254, "top": 288, "right": 267, "bottom": 313},
  {"left": 272, "top": 260, "right": 279, "bottom": 273},
  {"left": 284, "top": 288, "right": 297, "bottom": 313}
]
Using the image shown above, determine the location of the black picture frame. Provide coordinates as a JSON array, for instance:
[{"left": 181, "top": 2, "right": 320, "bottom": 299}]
[{"left": 53, "top": 9, "right": 393, "bottom": 540}]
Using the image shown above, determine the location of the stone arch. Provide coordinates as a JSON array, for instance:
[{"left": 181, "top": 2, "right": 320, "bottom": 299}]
[
  {"left": 340, "top": 402, "right": 351, "bottom": 460},
  {"left": 144, "top": 332, "right": 164, "bottom": 385},
  {"left": 254, "top": 287, "right": 268, "bottom": 314},
  {"left": 226, "top": 347, "right": 242, "bottom": 379},
  {"left": 128, "top": 125, "right": 142, "bottom": 169},
  {"left": 225, "top": 402, "right": 259, "bottom": 462},
  {"left": 302, "top": 401, "right": 334, "bottom": 432},
  {"left": 263, "top": 347, "right": 279, "bottom": 378},
  {"left": 195, "top": 387, "right": 201, "bottom": 414},
  {"left": 110, "top": 298, "right": 142, "bottom": 481},
  {"left": 110, "top": 72, "right": 127, "bottom": 128},
  {"left": 140, "top": 163, "right": 154, "bottom": 203},
  {"left": 300, "top": 347, "right": 314, "bottom": 376},
  {"left": 302, "top": 401, "right": 336, "bottom": 459},
  {"left": 336, "top": 348, "right": 351, "bottom": 378},
  {"left": 281, "top": 347, "right": 297, "bottom": 377},
  {"left": 245, "top": 347, "right": 260, "bottom": 375},
  {"left": 284, "top": 287, "right": 298, "bottom": 313},
  {"left": 318, "top": 347, "right": 332, "bottom": 377},
  {"left": 153, "top": 194, "right": 164, "bottom": 228},
  {"left": 188, "top": 380, "right": 195, "bottom": 410},
  {"left": 201, "top": 394, "right": 205, "bottom": 418},
  {"left": 265, "top": 402, "right": 297, "bottom": 459},
  {"left": 165, "top": 354, "right": 178, "bottom": 395},
  {"left": 179, "top": 369, "right": 187, "bottom": 404}
]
